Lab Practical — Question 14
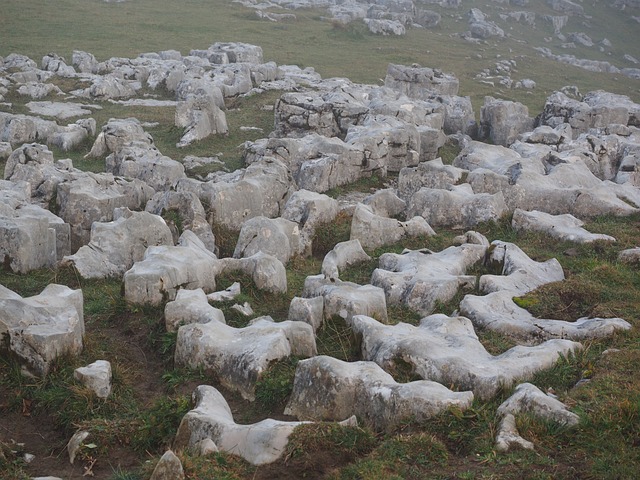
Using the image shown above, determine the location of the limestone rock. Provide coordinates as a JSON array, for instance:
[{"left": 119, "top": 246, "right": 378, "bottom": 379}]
[
  {"left": 233, "top": 216, "right": 300, "bottom": 264},
  {"left": 175, "top": 318, "right": 316, "bottom": 400},
  {"left": 480, "top": 240, "right": 565, "bottom": 295},
  {"left": 220, "top": 252, "right": 288, "bottom": 294},
  {"left": 407, "top": 185, "right": 508, "bottom": 229},
  {"left": 145, "top": 190, "right": 216, "bottom": 253},
  {"left": 74, "top": 360, "right": 112, "bottom": 398},
  {"left": 321, "top": 239, "right": 371, "bottom": 281},
  {"left": 364, "top": 18, "right": 406, "bottom": 36},
  {"left": 350, "top": 314, "right": 582, "bottom": 400},
  {"left": 281, "top": 189, "right": 339, "bottom": 256},
  {"left": 303, "top": 275, "right": 388, "bottom": 323},
  {"left": 86, "top": 118, "right": 154, "bottom": 158},
  {"left": 165, "top": 288, "right": 225, "bottom": 332},
  {"left": 287, "top": 296, "right": 324, "bottom": 332},
  {"left": 618, "top": 247, "right": 640, "bottom": 264},
  {"left": 460, "top": 289, "right": 631, "bottom": 344},
  {"left": 0, "top": 284, "right": 84, "bottom": 377},
  {"left": 398, "top": 158, "right": 466, "bottom": 201},
  {"left": 350, "top": 203, "right": 435, "bottom": 250},
  {"left": 285, "top": 356, "right": 474, "bottom": 432},
  {"left": 106, "top": 144, "right": 185, "bottom": 191},
  {"left": 62, "top": 209, "right": 173, "bottom": 279},
  {"left": 56, "top": 173, "right": 155, "bottom": 251},
  {"left": 175, "top": 93, "right": 228, "bottom": 148},
  {"left": 149, "top": 450, "right": 185, "bottom": 480},
  {"left": 371, "top": 243, "right": 485, "bottom": 316},
  {"left": 174, "top": 385, "right": 318, "bottom": 464},
  {"left": 495, "top": 414, "right": 534, "bottom": 452},
  {"left": 498, "top": 383, "right": 580, "bottom": 427},
  {"left": 512, "top": 209, "right": 616, "bottom": 243},
  {"left": 385, "top": 64, "right": 459, "bottom": 98},
  {"left": 124, "top": 231, "right": 219, "bottom": 305},
  {"left": 479, "top": 97, "right": 534, "bottom": 147}
]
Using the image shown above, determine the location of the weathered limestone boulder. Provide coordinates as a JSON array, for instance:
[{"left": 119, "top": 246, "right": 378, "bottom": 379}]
[
  {"left": 181, "top": 158, "right": 293, "bottom": 230},
  {"left": 149, "top": 450, "right": 185, "bottom": 480},
  {"left": 0, "top": 284, "right": 84, "bottom": 377},
  {"left": 175, "top": 318, "right": 316, "bottom": 400},
  {"left": 512, "top": 209, "right": 616, "bottom": 243},
  {"left": 321, "top": 239, "right": 371, "bottom": 281},
  {"left": 56, "top": 173, "right": 155, "bottom": 251},
  {"left": 371, "top": 243, "right": 485, "bottom": 316},
  {"left": 273, "top": 92, "right": 340, "bottom": 138},
  {"left": 303, "top": 275, "right": 388, "bottom": 323},
  {"left": 618, "top": 247, "right": 640, "bottom": 264},
  {"left": 175, "top": 94, "right": 228, "bottom": 148},
  {"left": 453, "top": 141, "right": 544, "bottom": 177},
  {"left": 233, "top": 216, "right": 301, "bottom": 264},
  {"left": 385, "top": 64, "right": 459, "bottom": 98},
  {"left": 86, "top": 74, "right": 137, "bottom": 100},
  {"left": 281, "top": 189, "right": 339, "bottom": 256},
  {"left": 345, "top": 114, "right": 421, "bottom": 172},
  {"left": 434, "top": 95, "right": 476, "bottom": 135},
  {"left": 0, "top": 112, "right": 58, "bottom": 146},
  {"left": 544, "top": 14, "right": 569, "bottom": 33},
  {"left": 0, "top": 142, "right": 12, "bottom": 161},
  {"left": 461, "top": 289, "right": 631, "bottom": 344},
  {"left": 124, "top": 231, "right": 219, "bottom": 305},
  {"left": 363, "top": 189, "right": 406, "bottom": 218},
  {"left": 287, "top": 296, "right": 324, "bottom": 332},
  {"left": 17, "top": 82, "right": 64, "bottom": 99},
  {"left": 48, "top": 119, "right": 96, "bottom": 152},
  {"left": 364, "top": 18, "right": 406, "bottom": 36},
  {"left": 72, "top": 50, "right": 99, "bottom": 74},
  {"left": 407, "top": 185, "right": 508, "bottom": 229},
  {"left": 467, "top": 9, "right": 505, "bottom": 39},
  {"left": 86, "top": 118, "right": 154, "bottom": 158},
  {"left": 495, "top": 383, "right": 580, "bottom": 452},
  {"left": 285, "top": 356, "right": 474, "bottom": 432},
  {"left": 164, "top": 288, "right": 225, "bottom": 333},
  {"left": 206, "top": 282, "right": 240, "bottom": 302},
  {"left": 208, "top": 42, "right": 264, "bottom": 64},
  {"left": 74, "top": 360, "right": 112, "bottom": 399},
  {"left": 41, "top": 53, "right": 75, "bottom": 76},
  {"left": 547, "top": 0, "right": 584, "bottom": 15},
  {"left": 145, "top": 190, "right": 216, "bottom": 253},
  {"left": 350, "top": 203, "right": 435, "bottom": 250},
  {"left": 2, "top": 143, "right": 76, "bottom": 206},
  {"left": 480, "top": 240, "right": 565, "bottom": 295},
  {"left": 479, "top": 97, "right": 534, "bottom": 147},
  {"left": 106, "top": 144, "right": 185, "bottom": 191},
  {"left": 175, "top": 77, "right": 225, "bottom": 109},
  {"left": 62, "top": 209, "right": 173, "bottom": 279},
  {"left": 1, "top": 187, "right": 70, "bottom": 272},
  {"left": 521, "top": 123, "right": 572, "bottom": 146},
  {"left": 175, "top": 386, "right": 350, "bottom": 465},
  {"left": 350, "top": 314, "right": 582, "bottom": 400},
  {"left": 538, "top": 92, "right": 632, "bottom": 137},
  {"left": 220, "top": 252, "right": 288, "bottom": 294},
  {"left": 398, "top": 158, "right": 466, "bottom": 201}
]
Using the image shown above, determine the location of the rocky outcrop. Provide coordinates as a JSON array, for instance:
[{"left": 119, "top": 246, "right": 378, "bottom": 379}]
[
  {"left": 0, "top": 284, "right": 84, "bottom": 377},
  {"left": 175, "top": 318, "right": 316, "bottom": 400},
  {"left": 164, "top": 288, "right": 226, "bottom": 333},
  {"left": 511, "top": 209, "right": 616, "bottom": 243},
  {"left": 285, "top": 356, "right": 474, "bottom": 432},
  {"left": 350, "top": 314, "right": 582, "bottom": 400}
]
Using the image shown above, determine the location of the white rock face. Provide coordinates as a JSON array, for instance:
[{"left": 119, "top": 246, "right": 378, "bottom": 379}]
[
  {"left": 62, "top": 209, "right": 174, "bottom": 279},
  {"left": 511, "top": 209, "right": 616, "bottom": 243},
  {"left": 371, "top": 243, "right": 485, "bottom": 316},
  {"left": 407, "top": 185, "right": 508, "bottom": 229},
  {"left": 350, "top": 314, "right": 582, "bottom": 400},
  {"left": 220, "top": 252, "right": 288, "bottom": 294},
  {"left": 164, "top": 288, "right": 226, "bottom": 332},
  {"left": 86, "top": 117, "right": 154, "bottom": 158},
  {"left": 1, "top": 186, "right": 70, "bottom": 273},
  {"left": 350, "top": 203, "right": 435, "bottom": 250},
  {"left": 124, "top": 231, "right": 219, "bottom": 305},
  {"left": 495, "top": 383, "right": 580, "bottom": 452},
  {"left": 287, "top": 296, "right": 324, "bottom": 332},
  {"left": 285, "top": 355, "right": 474, "bottom": 432},
  {"left": 460, "top": 290, "right": 631, "bottom": 344},
  {"left": 398, "top": 158, "right": 466, "bottom": 201},
  {"left": 175, "top": 93, "right": 228, "bottom": 148},
  {"left": 74, "top": 360, "right": 112, "bottom": 399},
  {"left": 233, "top": 216, "right": 301, "bottom": 264},
  {"left": 303, "top": 275, "right": 389, "bottom": 323},
  {"left": 0, "top": 284, "right": 84, "bottom": 377},
  {"left": 618, "top": 247, "right": 640, "bottom": 264},
  {"left": 175, "top": 319, "right": 316, "bottom": 400},
  {"left": 480, "top": 241, "right": 565, "bottom": 295},
  {"left": 175, "top": 385, "right": 319, "bottom": 465},
  {"left": 281, "top": 189, "right": 339, "bottom": 256},
  {"left": 479, "top": 97, "right": 534, "bottom": 147},
  {"left": 149, "top": 450, "right": 185, "bottom": 480},
  {"left": 321, "top": 239, "right": 371, "bottom": 281}
]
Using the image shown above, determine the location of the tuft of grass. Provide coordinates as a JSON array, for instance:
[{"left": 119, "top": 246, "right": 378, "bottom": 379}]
[
  {"left": 285, "top": 422, "right": 377, "bottom": 462},
  {"left": 254, "top": 357, "right": 299, "bottom": 413},
  {"left": 316, "top": 316, "right": 361, "bottom": 362},
  {"left": 312, "top": 210, "right": 353, "bottom": 259},
  {"left": 132, "top": 395, "right": 191, "bottom": 453}
]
